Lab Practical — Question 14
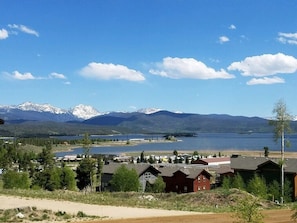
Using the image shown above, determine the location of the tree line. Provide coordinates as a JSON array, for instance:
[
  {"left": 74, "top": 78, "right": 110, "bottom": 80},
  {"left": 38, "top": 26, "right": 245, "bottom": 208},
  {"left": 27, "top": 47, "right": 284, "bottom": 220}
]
[
  {"left": 0, "top": 133, "right": 165, "bottom": 193},
  {"left": 222, "top": 173, "right": 292, "bottom": 203}
]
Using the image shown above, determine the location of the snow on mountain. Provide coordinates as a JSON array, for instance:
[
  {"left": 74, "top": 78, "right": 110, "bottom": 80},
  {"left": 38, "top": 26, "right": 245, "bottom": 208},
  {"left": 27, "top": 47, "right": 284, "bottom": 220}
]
[
  {"left": 137, "top": 108, "right": 162, "bottom": 114},
  {"left": 71, "top": 104, "right": 101, "bottom": 119},
  {"left": 0, "top": 102, "right": 101, "bottom": 120},
  {"left": 17, "top": 102, "right": 66, "bottom": 114},
  {"left": 137, "top": 108, "right": 185, "bottom": 115}
]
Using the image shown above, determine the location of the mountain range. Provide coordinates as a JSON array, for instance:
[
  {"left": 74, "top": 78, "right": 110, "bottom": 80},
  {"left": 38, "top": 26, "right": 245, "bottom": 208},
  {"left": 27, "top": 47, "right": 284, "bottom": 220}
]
[{"left": 0, "top": 102, "right": 296, "bottom": 137}]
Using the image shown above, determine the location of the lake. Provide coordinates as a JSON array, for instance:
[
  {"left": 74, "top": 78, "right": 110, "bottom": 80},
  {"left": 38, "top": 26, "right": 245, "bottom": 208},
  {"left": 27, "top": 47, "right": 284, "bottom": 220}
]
[{"left": 55, "top": 133, "right": 297, "bottom": 157}]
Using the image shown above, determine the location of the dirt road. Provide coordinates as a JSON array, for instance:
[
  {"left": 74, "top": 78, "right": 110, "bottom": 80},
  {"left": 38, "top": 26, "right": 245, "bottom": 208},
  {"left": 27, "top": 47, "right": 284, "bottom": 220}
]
[
  {"left": 0, "top": 195, "right": 294, "bottom": 223},
  {"left": 0, "top": 195, "right": 202, "bottom": 219},
  {"left": 87, "top": 209, "right": 294, "bottom": 223}
]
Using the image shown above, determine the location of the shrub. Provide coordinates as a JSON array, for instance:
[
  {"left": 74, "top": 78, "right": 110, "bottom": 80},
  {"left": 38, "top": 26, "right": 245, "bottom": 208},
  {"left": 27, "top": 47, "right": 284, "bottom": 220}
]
[
  {"left": 2, "top": 170, "right": 30, "bottom": 189},
  {"left": 110, "top": 165, "right": 140, "bottom": 192}
]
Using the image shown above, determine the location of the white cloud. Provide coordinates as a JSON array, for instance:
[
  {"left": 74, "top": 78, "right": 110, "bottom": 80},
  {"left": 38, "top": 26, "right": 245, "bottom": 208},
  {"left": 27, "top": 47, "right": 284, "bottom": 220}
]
[
  {"left": 80, "top": 62, "right": 145, "bottom": 82},
  {"left": 0, "top": 29, "right": 9, "bottom": 40},
  {"left": 10, "top": 71, "right": 36, "bottom": 80},
  {"left": 247, "top": 76, "right": 285, "bottom": 85},
  {"left": 219, "top": 36, "right": 229, "bottom": 44},
  {"left": 228, "top": 53, "right": 297, "bottom": 77},
  {"left": 229, "top": 24, "right": 236, "bottom": 30},
  {"left": 49, "top": 72, "right": 66, "bottom": 79},
  {"left": 149, "top": 57, "right": 235, "bottom": 80},
  {"left": 278, "top": 32, "right": 297, "bottom": 45},
  {"left": 8, "top": 24, "right": 39, "bottom": 37}
]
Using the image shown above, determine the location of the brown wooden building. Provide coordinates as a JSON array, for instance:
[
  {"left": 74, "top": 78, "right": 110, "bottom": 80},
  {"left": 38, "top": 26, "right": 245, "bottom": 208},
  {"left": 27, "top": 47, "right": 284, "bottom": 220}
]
[
  {"left": 231, "top": 156, "right": 297, "bottom": 200},
  {"left": 101, "top": 163, "right": 160, "bottom": 192},
  {"left": 158, "top": 166, "right": 212, "bottom": 193}
]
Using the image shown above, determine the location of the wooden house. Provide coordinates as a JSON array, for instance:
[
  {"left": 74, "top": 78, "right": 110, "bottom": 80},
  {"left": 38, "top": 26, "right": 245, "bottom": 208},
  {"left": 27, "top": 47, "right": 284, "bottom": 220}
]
[
  {"left": 231, "top": 156, "right": 297, "bottom": 200},
  {"left": 158, "top": 166, "right": 212, "bottom": 193},
  {"left": 101, "top": 163, "right": 160, "bottom": 192}
]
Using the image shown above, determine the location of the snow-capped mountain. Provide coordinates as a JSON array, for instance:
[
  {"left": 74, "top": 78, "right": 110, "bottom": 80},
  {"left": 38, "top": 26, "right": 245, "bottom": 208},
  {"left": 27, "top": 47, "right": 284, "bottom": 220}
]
[
  {"left": 17, "top": 102, "right": 66, "bottom": 114},
  {"left": 137, "top": 108, "right": 162, "bottom": 114},
  {"left": 71, "top": 104, "right": 102, "bottom": 119},
  {"left": 0, "top": 102, "right": 101, "bottom": 121}
]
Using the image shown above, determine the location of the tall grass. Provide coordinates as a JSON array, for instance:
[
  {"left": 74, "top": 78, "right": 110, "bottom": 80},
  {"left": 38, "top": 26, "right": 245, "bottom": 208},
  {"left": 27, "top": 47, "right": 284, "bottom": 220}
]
[{"left": 0, "top": 188, "right": 235, "bottom": 213}]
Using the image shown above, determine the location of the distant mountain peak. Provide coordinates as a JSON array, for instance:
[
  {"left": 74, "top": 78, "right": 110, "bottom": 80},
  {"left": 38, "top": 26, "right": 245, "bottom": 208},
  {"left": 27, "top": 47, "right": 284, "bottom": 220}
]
[
  {"left": 70, "top": 104, "right": 101, "bottom": 119},
  {"left": 137, "top": 108, "right": 162, "bottom": 114},
  {"left": 18, "top": 102, "right": 66, "bottom": 114},
  {"left": 0, "top": 102, "right": 101, "bottom": 121}
]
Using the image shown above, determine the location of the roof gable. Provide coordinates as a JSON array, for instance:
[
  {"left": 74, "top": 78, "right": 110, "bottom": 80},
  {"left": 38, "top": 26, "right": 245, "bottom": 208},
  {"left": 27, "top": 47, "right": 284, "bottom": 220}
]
[
  {"left": 231, "top": 156, "right": 297, "bottom": 173},
  {"left": 102, "top": 163, "right": 160, "bottom": 176},
  {"left": 258, "top": 160, "right": 280, "bottom": 170},
  {"left": 159, "top": 165, "right": 211, "bottom": 179},
  {"left": 231, "top": 157, "right": 269, "bottom": 170}
]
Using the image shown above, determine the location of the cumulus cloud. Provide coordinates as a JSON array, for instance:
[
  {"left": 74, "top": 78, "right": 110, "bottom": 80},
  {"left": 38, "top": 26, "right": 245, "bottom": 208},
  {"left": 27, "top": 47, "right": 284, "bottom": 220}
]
[
  {"left": 228, "top": 53, "right": 297, "bottom": 77},
  {"left": 0, "top": 29, "right": 9, "bottom": 40},
  {"left": 49, "top": 72, "right": 66, "bottom": 79},
  {"left": 8, "top": 24, "right": 39, "bottom": 37},
  {"left": 10, "top": 71, "right": 36, "bottom": 80},
  {"left": 219, "top": 36, "right": 229, "bottom": 44},
  {"left": 247, "top": 76, "right": 285, "bottom": 85},
  {"left": 149, "top": 57, "right": 235, "bottom": 80},
  {"left": 80, "top": 62, "right": 145, "bottom": 82},
  {"left": 229, "top": 24, "right": 236, "bottom": 30},
  {"left": 278, "top": 32, "right": 297, "bottom": 45}
]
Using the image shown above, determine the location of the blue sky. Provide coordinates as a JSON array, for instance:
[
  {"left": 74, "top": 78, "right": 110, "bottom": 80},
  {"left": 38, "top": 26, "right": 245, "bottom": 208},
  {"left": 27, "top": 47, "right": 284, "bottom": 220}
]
[{"left": 1, "top": 0, "right": 297, "bottom": 117}]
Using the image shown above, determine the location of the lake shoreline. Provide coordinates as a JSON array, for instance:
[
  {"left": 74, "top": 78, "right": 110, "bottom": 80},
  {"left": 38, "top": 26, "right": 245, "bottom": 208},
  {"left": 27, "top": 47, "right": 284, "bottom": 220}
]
[{"left": 52, "top": 142, "right": 297, "bottom": 159}]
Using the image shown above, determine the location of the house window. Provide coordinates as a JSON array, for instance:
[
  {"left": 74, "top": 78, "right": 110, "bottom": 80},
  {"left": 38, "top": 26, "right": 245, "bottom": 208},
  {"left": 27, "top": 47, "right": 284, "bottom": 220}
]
[
  {"left": 198, "top": 186, "right": 201, "bottom": 191},
  {"left": 184, "top": 186, "right": 188, "bottom": 192},
  {"left": 203, "top": 175, "right": 206, "bottom": 182},
  {"left": 203, "top": 185, "right": 206, "bottom": 190},
  {"left": 198, "top": 176, "right": 201, "bottom": 181}
]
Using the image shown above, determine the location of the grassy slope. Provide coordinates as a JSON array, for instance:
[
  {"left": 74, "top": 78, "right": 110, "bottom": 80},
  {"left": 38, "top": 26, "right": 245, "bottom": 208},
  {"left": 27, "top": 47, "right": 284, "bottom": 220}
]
[{"left": 0, "top": 188, "right": 286, "bottom": 214}]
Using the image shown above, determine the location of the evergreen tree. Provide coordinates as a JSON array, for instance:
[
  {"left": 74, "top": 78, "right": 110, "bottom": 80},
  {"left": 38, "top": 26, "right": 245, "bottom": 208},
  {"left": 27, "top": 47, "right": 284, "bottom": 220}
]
[
  {"left": 38, "top": 142, "right": 54, "bottom": 168},
  {"left": 173, "top": 149, "right": 178, "bottom": 156},
  {"left": 263, "top": 146, "right": 269, "bottom": 158},
  {"left": 247, "top": 174, "right": 267, "bottom": 199},
  {"left": 268, "top": 180, "right": 280, "bottom": 202},
  {"left": 33, "top": 167, "right": 61, "bottom": 191},
  {"left": 0, "top": 143, "right": 9, "bottom": 170},
  {"left": 76, "top": 158, "right": 96, "bottom": 191},
  {"left": 232, "top": 173, "right": 245, "bottom": 190},
  {"left": 17, "top": 150, "right": 36, "bottom": 172},
  {"left": 222, "top": 176, "right": 232, "bottom": 190},
  {"left": 140, "top": 151, "right": 145, "bottom": 163},
  {"left": 284, "top": 178, "right": 293, "bottom": 203},
  {"left": 0, "top": 142, "right": 17, "bottom": 170}
]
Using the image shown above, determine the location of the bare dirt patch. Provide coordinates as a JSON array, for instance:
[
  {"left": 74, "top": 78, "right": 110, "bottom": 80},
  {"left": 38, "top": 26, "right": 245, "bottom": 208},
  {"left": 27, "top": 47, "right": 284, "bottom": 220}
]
[
  {"left": 0, "top": 195, "right": 201, "bottom": 222},
  {"left": 0, "top": 195, "right": 294, "bottom": 223},
  {"left": 81, "top": 209, "right": 293, "bottom": 223}
]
